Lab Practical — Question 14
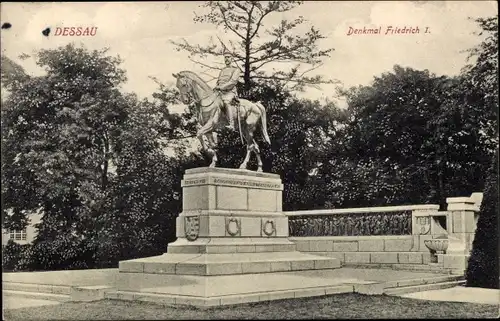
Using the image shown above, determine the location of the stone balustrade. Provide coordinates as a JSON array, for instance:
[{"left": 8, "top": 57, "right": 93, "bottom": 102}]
[
  {"left": 284, "top": 193, "right": 483, "bottom": 275},
  {"left": 287, "top": 205, "right": 438, "bottom": 237}
]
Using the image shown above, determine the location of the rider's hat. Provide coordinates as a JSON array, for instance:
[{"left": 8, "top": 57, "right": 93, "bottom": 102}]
[{"left": 223, "top": 49, "right": 232, "bottom": 58}]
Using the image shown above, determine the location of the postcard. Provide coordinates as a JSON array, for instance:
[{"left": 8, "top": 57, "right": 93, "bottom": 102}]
[{"left": 2, "top": 1, "right": 498, "bottom": 319}]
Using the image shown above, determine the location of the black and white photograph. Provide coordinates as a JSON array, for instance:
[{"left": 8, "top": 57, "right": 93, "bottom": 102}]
[{"left": 1, "top": 1, "right": 499, "bottom": 319}]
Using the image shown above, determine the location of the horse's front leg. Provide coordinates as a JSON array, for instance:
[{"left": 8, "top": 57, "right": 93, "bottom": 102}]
[
  {"left": 207, "top": 133, "right": 218, "bottom": 168},
  {"left": 197, "top": 134, "right": 207, "bottom": 151},
  {"left": 197, "top": 114, "right": 217, "bottom": 167}
]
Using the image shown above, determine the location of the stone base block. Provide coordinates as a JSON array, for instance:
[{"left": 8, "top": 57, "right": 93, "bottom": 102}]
[
  {"left": 398, "top": 252, "right": 423, "bottom": 264},
  {"left": 384, "top": 238, "right": 414, "bottom": 252},
  {"left": 352, "top": 281, "right": 385, "bottom": 295},
  {"left": 115, "top": 267, "right": 353, "bottom": 307},
  {"left": 345, "top": 252, "right": 370, "bottom": 264},
  {"left": 119, "top": 251, "right": 341, "bottom": 278},
  {"left": 443, "top": 254, "right": 470, "bottom": 271},
  {"left": 108, "top": 269, "right": 355, "bottom": 307},
  {"left": 370, "top": 252, "right": 399, "bottom": 264},
  {"left": 71, "top": 285, "right": 115, "bottom": 302}
]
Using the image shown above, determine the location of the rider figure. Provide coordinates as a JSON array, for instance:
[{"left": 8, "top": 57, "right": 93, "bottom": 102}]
[{"left": 215, "top": 50, "right": 241, "bottom": 130}]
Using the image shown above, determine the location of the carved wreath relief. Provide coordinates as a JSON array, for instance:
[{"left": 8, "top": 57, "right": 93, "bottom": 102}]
[
  {"left": 184, "top": 215, "right": 200, "bottom": 241},
  {"left": 262, "top": 219, "right": 276, "bottom": 237},
  {"left": 225, "top": 217, "right": 241, "bottom": 236}
]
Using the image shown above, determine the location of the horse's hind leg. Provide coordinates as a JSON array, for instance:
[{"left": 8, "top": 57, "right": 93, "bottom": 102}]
[
  {"left": 239, "top": 123, "right": 252, "bottom": 170},
  {"left": 239, "top": 144, "right": 252, "bottom": 170},
  {"left": 240, "top": 114, "right": 260, "bottom": 170},
  {"left": 253, "top": 139, "right": 263, "bottom": 172}
]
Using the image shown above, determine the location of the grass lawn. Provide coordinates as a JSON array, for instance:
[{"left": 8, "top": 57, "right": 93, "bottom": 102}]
[{"left": 4, "top": 293, "right": 498, "bottom": 320}]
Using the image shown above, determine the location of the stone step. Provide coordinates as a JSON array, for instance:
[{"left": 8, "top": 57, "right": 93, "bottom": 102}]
[
  {"left": 392, "top": 263, "right": 463, "bottom": 274},
  {"left": 384, "top": 275, "right": 464, "bottom": 289},
  {"left": 71, "top": 285, "right": 115, "bottom": 302},
  {"left": 120, "top": 252, "right": 341, "bottom": 276},
  {"left": 3, "top": 289, "right": 71, "bottom": 302},
  {"left": 106, "top": 284, "right": 355, "bottom": 307},
  {"left": 2, "top": 282, "right": 71, "bottom": 294},
  {"left": 384, "top": 280, "right": 466, "bottom": 295}
]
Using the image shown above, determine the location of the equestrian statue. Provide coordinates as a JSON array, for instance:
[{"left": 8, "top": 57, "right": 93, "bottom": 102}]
[{"left": 172, "top": 51, "right": 271, "bottom": 172}]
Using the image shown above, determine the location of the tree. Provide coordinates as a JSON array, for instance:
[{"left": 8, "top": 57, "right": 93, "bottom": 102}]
[
  {"left": 171, "top": 1, "right": 335, "bottom": 93},
  {"left": 1, "top": 56, "right": 37, "bottom": 230},
  {"left": 321, "top": 65, "right": 494, "bottom": 208},
  {"left": 464, "top": 15, "right": 499, "bottom": 289},
  {"left": 462, "top": 16, "right": 498, "bottom": 123},
  {"left": 1, "top": 55, "right": 30, "bottom": 94},
  {"left": 2, "top": 44, "right": 128, "bottom": 223},
  {"left": 1, "top": 44, "right": 136, "bottom": 269}
]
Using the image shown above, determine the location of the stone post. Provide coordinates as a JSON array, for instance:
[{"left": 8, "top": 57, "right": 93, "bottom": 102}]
[
  {"left": 446, "top": 196, "right": 480, "bottom": 253},
  {"left": 442, "top": 194, "right": 482, "bottom": 273},
  {"left": 411, "top": 205, "right": 439, "bottom": 265}
]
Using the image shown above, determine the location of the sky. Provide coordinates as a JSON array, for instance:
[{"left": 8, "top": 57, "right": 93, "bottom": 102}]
[{"left": 0, "top": 1, "right": 497, "bottom": 109}]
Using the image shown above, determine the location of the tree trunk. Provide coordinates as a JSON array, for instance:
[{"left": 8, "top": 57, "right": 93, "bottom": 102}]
[
  {"left": 244, "top": 59, "right": 251, "bottom": 92},
  {"left": 243, "top": 6, "right": 254, "bottom": 95},
  {"left": 101, "top": 137, "right": 109, "bottom": 192},
  {"left": 438, "top": 167, "right": 445, "bottom": 210}
]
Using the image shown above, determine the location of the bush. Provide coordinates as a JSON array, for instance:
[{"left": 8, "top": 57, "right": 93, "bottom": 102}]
[
  {"left": 2, "top": 239, "right": 31, "bottom": 271},
  {"left": 17, "top": 237, "right": 96, "bottom": 271},
  {"left": 466, "top": 148, "right": 499, "bottom": 289}
]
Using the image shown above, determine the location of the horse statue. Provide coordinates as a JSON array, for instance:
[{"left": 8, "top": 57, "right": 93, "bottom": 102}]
[{"left": 172, "top": 71, "right": 271, "bottom": 172}]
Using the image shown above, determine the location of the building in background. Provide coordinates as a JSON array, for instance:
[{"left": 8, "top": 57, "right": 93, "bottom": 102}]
[{"left": 1, "top": 209, "right": 43, "bottom": 245}]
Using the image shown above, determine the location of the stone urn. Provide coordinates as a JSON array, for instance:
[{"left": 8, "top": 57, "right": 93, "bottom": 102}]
[{"left": 424, "top": 235, "right": 449, "bottom": 255}]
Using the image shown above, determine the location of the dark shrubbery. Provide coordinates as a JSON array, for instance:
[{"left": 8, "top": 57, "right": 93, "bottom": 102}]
[
  {"left": 466, "top": 149, "right": 499, "bottom": 289},
  {"left": 2, "top": 240, "right": 31, "bottom": 272},
  {"left": 20, "top": 238, "right": 96, "bottom": 271}
]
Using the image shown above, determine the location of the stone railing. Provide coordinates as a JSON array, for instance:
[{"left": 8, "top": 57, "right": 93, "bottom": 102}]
[
  {"left": 286, "top": 205, "right": 437, "bottom": 237},
  {"left": 284, "top": 193, "right": 484, "bottom": 274}
]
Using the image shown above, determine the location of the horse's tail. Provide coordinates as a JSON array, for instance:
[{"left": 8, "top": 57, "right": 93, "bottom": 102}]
[{"left": 255, "top": 101, "right": 271, "bottom": 144}]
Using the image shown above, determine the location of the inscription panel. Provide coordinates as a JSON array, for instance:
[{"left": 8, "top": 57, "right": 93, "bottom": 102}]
[
  {"left": 181, "top": 178, "right": 208, "bottom": 187},
  {"left": 182, "top": 176, "right": 282, "bottom": 190},
  {"left": 213, "top": 178, "right": 282, "bottom": 190}
]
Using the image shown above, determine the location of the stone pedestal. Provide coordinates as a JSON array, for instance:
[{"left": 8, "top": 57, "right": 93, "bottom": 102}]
[
  {"left": 169, "top": 167, "right": 291, "bottom": 256},
  {"left": 117, "top": 168, "right": 340, "bottom": 306}
]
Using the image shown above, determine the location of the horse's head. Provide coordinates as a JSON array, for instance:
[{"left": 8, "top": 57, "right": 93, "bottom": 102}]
[{"left": 172, "top": 73, "right": 193, "bottom": 105}]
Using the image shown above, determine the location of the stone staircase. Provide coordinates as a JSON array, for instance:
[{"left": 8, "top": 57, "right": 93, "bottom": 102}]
[{"left": 3, "top": 273, "right": 466, "bottom": 306}]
